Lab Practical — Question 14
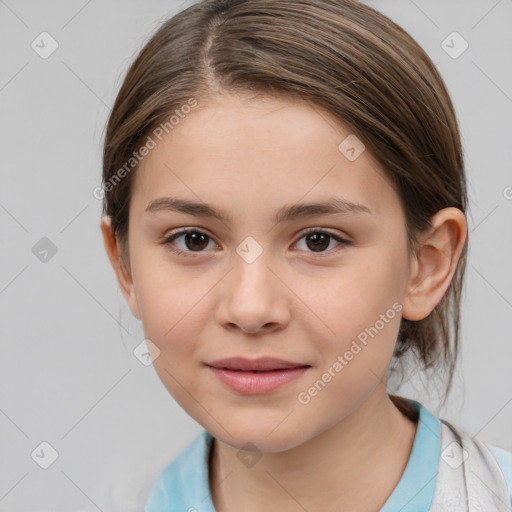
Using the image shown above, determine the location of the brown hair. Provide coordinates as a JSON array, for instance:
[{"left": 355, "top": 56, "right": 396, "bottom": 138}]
[{"left": 101, "top": 0, "right": 468, "bottom": 404}]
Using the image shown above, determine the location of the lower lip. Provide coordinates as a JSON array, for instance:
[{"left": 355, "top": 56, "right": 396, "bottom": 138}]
[{"left": 207, "top": 366, "right": 310, "bottom": 394}]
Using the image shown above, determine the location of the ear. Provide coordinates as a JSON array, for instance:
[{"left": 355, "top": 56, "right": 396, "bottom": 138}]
[
  {"left": 402, "top": 207, "right": 467, "bottom": 321},
  {"left": 100, "top": 216, "right": 141, "bottom": 319}
]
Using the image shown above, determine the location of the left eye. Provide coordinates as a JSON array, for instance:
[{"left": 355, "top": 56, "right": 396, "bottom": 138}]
[
  {"left": 294, "top": 229, "right": 349, "bottom": 254},
  {"left": 160, "top": 228, "right": 350, "bottom": 256}
]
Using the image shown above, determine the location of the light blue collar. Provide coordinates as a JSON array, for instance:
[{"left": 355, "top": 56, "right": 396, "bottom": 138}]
[{"left": 380, "top": 399, "right": 440, "bottom": 511}]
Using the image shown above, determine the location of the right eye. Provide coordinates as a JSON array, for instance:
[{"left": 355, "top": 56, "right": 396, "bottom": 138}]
[{"left": 160, "top": 228, "right": 219, "bottom": 256}]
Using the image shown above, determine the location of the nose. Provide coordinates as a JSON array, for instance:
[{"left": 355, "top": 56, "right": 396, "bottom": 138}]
[{"left": 215, "top": 253, "right": 291, "bottom": 335}]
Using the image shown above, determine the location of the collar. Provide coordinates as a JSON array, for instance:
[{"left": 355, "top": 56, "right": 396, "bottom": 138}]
[{"left": 380, "top": 399, "right": 441, "bottom": 511}]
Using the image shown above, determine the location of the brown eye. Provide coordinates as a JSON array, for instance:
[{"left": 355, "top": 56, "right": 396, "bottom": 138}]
[
  {"left": 161, "top": 227, "right": 350, "bottom": 258},
  {"left": 161, "top": 229, "right": 217, "bottom": 255},
  {"left": 182, "top": 232, "right": 210, "bottom": 251},
  {"left": 305, "top": 232, "right": 330, "bottom": 252},
  {"left": 295, "top": 229, "right": 350, "bottom": 255}
]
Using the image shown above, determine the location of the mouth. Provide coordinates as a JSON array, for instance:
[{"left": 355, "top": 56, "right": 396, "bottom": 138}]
[
  {"left": 206, "top": 356, "right": 311, "bottom": 372},
  {"left": 205, "top": 357, "right": 311, "bottom": 394}
]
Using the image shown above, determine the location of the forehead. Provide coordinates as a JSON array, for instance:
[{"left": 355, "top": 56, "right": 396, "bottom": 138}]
[{"left": 131, "top": 94, "right": 399, "bottom": 222}]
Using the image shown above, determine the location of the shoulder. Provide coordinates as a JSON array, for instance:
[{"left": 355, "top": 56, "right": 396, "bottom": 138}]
[
  {"left": 145, "top": 430, "right": 213, "bottom": 512},
  {"left": 486, "top": 443, "right": 512, "bottom": 504},
  {"left": 442, "top": 417, "right": 512, "bottom": 507},
  {"left": 409, "top": 400, "right": 512, "bottom": 508}
]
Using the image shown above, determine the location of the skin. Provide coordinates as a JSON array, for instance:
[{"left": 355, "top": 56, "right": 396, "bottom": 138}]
[{"left": 101, "top": 92, "right": 467, "bottom": 511}]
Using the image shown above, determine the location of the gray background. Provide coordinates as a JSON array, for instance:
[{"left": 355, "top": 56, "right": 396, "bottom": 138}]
[{"left": 1, "top": 0, "right": 511, "bottom": 510}]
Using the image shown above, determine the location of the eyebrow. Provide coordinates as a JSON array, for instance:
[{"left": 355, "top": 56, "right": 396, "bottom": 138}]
[{"left": 144, "top": 196, "right": 373, "bottom": 223}]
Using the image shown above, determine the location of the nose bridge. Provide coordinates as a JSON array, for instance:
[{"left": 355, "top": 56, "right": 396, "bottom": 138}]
[
  {"left": 231, "top": 237, "right": 276, "bottom": 301},
  {"left": 218, "top": 236, "right": 290, "bottom": 333}
]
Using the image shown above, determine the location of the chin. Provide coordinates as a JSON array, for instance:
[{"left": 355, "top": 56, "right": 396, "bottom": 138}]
[{"left": 208, "top": 417, "right": 311, "bottom": 454}]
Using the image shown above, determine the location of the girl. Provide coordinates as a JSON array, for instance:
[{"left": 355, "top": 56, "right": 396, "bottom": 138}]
[{"left": 100, "top": 0, "right": 512, "bottom": 510}]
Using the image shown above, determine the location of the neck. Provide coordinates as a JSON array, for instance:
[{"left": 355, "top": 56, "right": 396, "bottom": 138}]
[{"left": 209, "top": 391, "right": 418, "bottom": 512}]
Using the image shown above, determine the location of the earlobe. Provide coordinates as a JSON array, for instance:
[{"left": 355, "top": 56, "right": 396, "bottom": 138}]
[
  {"left": 401, "top": 207, "right": 467, "bottom": 321},
  {"left": 100, "top": 216, "right": 141, "bottom": 319}
]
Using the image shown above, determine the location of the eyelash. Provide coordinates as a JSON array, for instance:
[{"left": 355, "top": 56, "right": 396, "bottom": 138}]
[{"left": 159, "top": 227, "right": 351, "bottom": 258}]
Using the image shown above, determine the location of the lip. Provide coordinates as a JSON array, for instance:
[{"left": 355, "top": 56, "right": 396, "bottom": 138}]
[
  {"left": 205, "top": 357, "right": 311, "bottom": 395},
  {"left": 207, "top": 356, "right": 308, "bottom": 371}
]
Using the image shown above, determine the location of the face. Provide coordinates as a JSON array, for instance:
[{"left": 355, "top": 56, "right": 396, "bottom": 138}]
[{"left": 121, "top": 93, "right": 415, "bottom": 452}]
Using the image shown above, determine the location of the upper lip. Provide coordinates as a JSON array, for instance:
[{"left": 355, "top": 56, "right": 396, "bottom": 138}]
[{"left": 206, "top": 357, "right": 310, "bottom": 372}]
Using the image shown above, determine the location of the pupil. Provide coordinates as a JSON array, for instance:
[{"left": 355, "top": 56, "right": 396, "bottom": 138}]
[
  {"left": 307, "top": 233, "right": 329, "bottom": 251},
  {"left": 185, "top": 232, "right": 208, "bottom": 251}
]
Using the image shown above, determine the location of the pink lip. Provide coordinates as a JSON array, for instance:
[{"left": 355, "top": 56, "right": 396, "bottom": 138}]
[
  {"left": 207, "top": 356, "right": 308, "bottom": 371},
  {"left": 206, "top": 357, "right": 310, "bottom": 394}
]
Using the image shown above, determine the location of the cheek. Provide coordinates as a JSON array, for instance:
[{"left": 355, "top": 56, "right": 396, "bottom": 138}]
[
  {"left": 310, "top": 253, "right": 405, "bottom": 370},
  {"left": 134, "top": 265, "right": 210, "bottom": 406},
  {"left": 130, "top": 245, "right": 200, "bottom": 332},
  {"left": 318, "top": 258, "right": 402, "bottom": 330}
]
